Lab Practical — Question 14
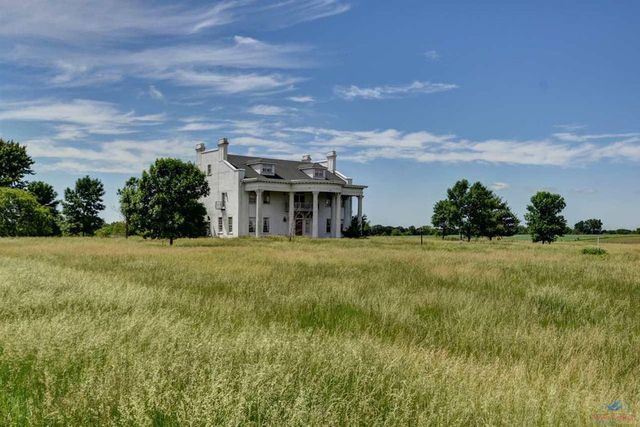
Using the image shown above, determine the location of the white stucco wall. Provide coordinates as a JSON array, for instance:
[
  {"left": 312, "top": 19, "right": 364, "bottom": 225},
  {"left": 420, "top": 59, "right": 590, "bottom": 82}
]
[{"left": 197, "top": 148, "right": 243, "bottom": 237}]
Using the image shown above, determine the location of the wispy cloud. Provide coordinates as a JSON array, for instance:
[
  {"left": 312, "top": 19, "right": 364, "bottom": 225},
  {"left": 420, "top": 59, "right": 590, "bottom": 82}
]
[
  {"left": 247, "top": 104, "right": 294, "bottom": 116},
  {"left": 491, "top": 182, "right": 511, "bottom": 191},
  {"left": 148, "top": 85, "right": 164, "bottom": 100},
  {"left": 552, "top": 132, "right": 640, "bottom": 142},
  {"left": 176, "top": 123, "right": 222, "bottom": 132},
  {"left": 27, "top": 137, "right": 196, "bottom": 174},
  {"left": 288, "top": 95, "right": 315, "bottom": 103},
  {"left": 334, "top": 81, "right": 458, "bottom": 100},
  {"left": 0, "top": 99, "right": 164, "bottom": 139},
  {"left": 0, "top": 0, "right": 350, "bottom": 42},
  {"left": 423, "top": 50, "right": 440, "bottom": 61}
]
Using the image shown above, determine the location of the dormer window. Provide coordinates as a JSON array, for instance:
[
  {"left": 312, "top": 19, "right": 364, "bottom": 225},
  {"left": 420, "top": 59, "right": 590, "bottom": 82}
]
[
  {"left": 248, "top": 160, "right": 276, "bottom": 176},
  {"left": 299, "top": 164, "right": 327, "bottom": 179}
]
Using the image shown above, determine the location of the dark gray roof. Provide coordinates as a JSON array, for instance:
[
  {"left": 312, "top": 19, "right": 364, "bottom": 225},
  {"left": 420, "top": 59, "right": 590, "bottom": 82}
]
[{"left": 227, "top": 154, "right": 346, "bottom": 184}]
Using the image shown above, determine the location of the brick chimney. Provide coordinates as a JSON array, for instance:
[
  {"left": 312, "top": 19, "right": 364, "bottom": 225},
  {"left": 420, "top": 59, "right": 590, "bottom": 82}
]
[
  {"left": 218, "top": 137, "right": 229, "bottom": 161},
  {"left": 326, "top": 150, "right": 337, "bottom": 173},
  {"left": 301, "top": 154, "right": 312, "bottom": 163}
]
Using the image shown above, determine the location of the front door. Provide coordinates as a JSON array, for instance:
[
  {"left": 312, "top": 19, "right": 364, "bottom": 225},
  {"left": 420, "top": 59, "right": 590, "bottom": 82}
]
[{"left": 295, "top": 219, "right": 304, "bottom": 236}]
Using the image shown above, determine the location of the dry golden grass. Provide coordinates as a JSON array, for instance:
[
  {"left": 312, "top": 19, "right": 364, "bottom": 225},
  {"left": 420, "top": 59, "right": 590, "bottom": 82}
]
[{"left": 0, "top": 236, "right": 638, "bottom": 425}]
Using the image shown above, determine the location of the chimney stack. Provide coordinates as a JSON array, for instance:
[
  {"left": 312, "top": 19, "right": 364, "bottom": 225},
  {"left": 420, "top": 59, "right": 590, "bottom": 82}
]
[
  {"left": 326, "top": 150, "right": 336, "bottom": 173},
  {"left": 195, "top": 143, "right": 205, "bottom": 165},
  {"left": 301, "top": 154, "right": 312, "bottom": 163},
  {"left": 218, "top": 137, "right": 229, "bottom": 161}
]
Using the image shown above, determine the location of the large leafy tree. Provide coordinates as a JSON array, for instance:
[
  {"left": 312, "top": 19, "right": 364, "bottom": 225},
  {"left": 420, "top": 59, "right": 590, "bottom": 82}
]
[
  {"left": 465, "top": 182, "right": 497, "bottom": 241},
  {"left": 137, "top": 158, "right": 209, "bottom": 245},
  {"left": 62, "top": 176, "right": 105, "bottom": 236},
  {"left": 0, "top": 188, "right": 55, "bottom": 236},
  {"left": 26, "top": 181, "right": 62, "bottom": 235},
  {"left": 0, "top": 139, "right": 34, "bottom": 188},
  {"left": 117, "top": 177, "right": 142, "bottom": 238},
  {"left": 574, "top": 218, "right": 603, "bottom": 234},
  {"left": 446, "top": 179, "right": 469, "bottom": 239},
  {"left": 488, "top": 201, "right": 520, "bottom": 240},
  {"left": 26, "top": 181, "right": 59, "bottom": 214},
  {"left": 431, "top": 199, "right": 458, "bottom": 239},
  {"left": 524, "top": 191, "right": 567, "bottom": 244}
]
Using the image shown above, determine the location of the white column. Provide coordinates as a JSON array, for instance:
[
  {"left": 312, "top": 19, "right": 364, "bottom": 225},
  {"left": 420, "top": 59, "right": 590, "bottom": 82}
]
[
  {"left": 288, "top": 191, "right": 295, "bottom": 237},
  {"left": 312, "top": 191, "right": 319, "bottom": 238},
  {"left": 255, "top": 190, "right": 263, "bottom": 238},
  {"left": 357, "top": 195, "right": 363, "bottom": 229},
  {"left": 334, "top": 193, "right": 342, "bottom": 238}
]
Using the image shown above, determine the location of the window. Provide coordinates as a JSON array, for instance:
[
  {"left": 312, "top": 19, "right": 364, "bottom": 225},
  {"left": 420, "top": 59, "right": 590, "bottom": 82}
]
[
  {"left": 207, "top": 164, "right": 212, "bottom": 176},
  {"left": 294, "top": 193, "right": 305, "bottom": 203},
  {"left": 324, "top": 198, "right": 332, "bottom": 207},
  {"left": 263, "top": 217, "right": 270, "bottom": 233},
  {"left": 218, "top": 217, "right": 223, "bottom": 233},
  {"left": 326, "top": 218, "right": 331, "bottom": 233},
  {"left": 263, "top": 191, "right": 271, "bottom": 204},
  {"left": 249, "top": 192, "right": 256, "bottom": 204},
  {"left": 261, "top": 165, "right": 274, "bottom": 175},
  {"left": 314, "top": 169, "right": 325, "bottom": 179},
  {"left": 228, "top": 217, "right": 233, "bottom": 233},
  {"left": 249, "top": 217, "right": 256, "bottom": 233}
]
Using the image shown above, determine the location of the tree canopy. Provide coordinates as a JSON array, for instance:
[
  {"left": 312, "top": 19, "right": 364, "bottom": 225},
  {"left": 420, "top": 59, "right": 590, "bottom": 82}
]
[
  {"left": 524, "top": 191, "right": 567, "bottom": 244},
  {"left": 0, "top": 139, "right": 34, "bottom": 188},
  {"left": 133, "top": 158, "right": 209, "bottom": 245},
  {"left": 0, "top": 188, "right": 55, "bottom": 236},
  {"left": 62, "top": 176, "right": 105, "bottom": 236},
  {"left": 117, "top": 177, "right": 142, "bottom": 238},
  {"left": 432, "top": 179, "right": 519, "bottom": 241},
  {"left": 574, "top": 218, "right": 603, "bottom": 234}
]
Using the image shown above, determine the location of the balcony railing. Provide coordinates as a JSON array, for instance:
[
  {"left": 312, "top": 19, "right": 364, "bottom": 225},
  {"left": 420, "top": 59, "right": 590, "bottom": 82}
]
[{"left": 285, "top": 202, "right": 313, "bottom": 211}]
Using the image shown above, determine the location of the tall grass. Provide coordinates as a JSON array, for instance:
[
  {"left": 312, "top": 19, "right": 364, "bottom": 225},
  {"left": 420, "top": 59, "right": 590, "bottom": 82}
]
[{"left": 0, "top": 237, "right": 638, "bottom": 425}]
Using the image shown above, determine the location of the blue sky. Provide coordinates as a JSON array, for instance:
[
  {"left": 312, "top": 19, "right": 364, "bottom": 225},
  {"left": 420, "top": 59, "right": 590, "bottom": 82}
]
[{"left": 0, "top": 0, "right": 638, "bottom": 228}]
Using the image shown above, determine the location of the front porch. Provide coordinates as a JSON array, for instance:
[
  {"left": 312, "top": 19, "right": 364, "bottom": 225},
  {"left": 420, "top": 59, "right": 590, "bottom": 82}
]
[{"left": 244, "top": 185, "right": 364, "bottom": 238}]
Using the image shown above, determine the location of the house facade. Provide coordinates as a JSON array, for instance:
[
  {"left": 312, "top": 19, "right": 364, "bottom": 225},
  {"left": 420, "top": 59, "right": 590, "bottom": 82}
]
[{"left": 196, "top": 138, "right": 366, "bottom": 238}]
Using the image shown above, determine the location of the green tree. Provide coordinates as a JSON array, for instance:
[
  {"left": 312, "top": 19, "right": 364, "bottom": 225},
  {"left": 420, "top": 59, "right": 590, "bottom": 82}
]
[
  {"left": 137, "top": 158, "right": 209, "bottom": 245},
  {"left": 26, "top": 181, "right": 62, "bottom": 235},
  {"left": 26, "top": 181, "right": 59, "bottom": 214},
  {"left": 446, "top": 179, "right": 469, "bottom": 239},
  {"left": 0, "top": 188, "right": 55, "bottom": 236},
  {"left": 524, "top": 191, "right": 567, "bottom": 244},
  {"left": 431, "top": 199, "right": 458, "bottom": 239},
  {"left": 62, "top": 176, "right": 105, "bottom": 236},
  {"left": 117, "top": 177, "right": 142, "bottom": 238},
  {"left": 574, "top": 218, "right": 602, "bottom": 234},
  {"left": 490, "top": 202, "right": 520, "bottom": 239},
  {"left": 0, "top": 139, "right": 34, "bottom": 188},
  {"left": 465, "top": 182, "right": 497, "bottom": 241}
]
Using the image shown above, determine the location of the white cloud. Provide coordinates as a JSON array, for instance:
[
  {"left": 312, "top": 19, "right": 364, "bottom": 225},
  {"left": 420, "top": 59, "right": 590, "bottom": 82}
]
[
  {"left": 0, "top": 0, "right": 350, "bottom": 42},
  {"left": 552, "top": 132, "right": 640, "bottom": 142},
  {"left": 423, "top": 50, "right": 440, "bottom": 61},
  {"left": 247, "top": 104, "right": 294, "bottom": 116},
  {"left": 177, "top": 123, "right": 222, "bottom": 132},
  {"left": 148, "top": 85, "right": 164, "bottom": 100},
  {"left": 152, "top": 70, "right": 301, "bottom": 94},
  {"left": 28, "top": 137, "right": 196, "bottom": 174},
  {"left": 0, "top": 99, "right": 164, "bottom": 138},
  {"left": 288, "top": 95, "right": 315, "bottom": 103},
  {"left": 491, "top": 182, "right": 511, "bottom": 191},
  {"left": 335, "top": 81, "right": 458, "bottom": 100}
]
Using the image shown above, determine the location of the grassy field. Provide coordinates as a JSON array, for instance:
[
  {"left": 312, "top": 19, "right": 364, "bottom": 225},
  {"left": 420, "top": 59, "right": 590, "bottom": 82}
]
[{"left": 0, "top": 237, "right": 638, "bottom": 425}]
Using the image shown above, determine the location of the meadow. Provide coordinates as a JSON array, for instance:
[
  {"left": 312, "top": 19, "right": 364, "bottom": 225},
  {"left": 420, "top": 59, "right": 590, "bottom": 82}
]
[{"left": 0, "top": 236, "right": 638, "bottom": 426}]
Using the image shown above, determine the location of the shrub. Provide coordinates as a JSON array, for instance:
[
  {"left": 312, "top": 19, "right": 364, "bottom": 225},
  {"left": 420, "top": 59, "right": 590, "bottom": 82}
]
[
  {"left": 582, "top": 247, "right": 607, "bottom": 255},
  {"left": 95, "top": 222, "right": 128, "bottom": 238}
]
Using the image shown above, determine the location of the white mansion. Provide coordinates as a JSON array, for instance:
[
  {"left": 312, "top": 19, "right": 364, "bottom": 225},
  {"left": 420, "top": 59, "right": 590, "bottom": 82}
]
[{"left": 196, "top": 138, "right": 366, "bottom": 238}]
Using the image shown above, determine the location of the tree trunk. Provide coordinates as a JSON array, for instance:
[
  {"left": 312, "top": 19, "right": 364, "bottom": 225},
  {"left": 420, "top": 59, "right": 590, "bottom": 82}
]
[
  {"left": 125, "top": 220, "right": 129, "bottom": 239},
  {"left": 169, "top": 237, "right": 174, "bottom": 246}
]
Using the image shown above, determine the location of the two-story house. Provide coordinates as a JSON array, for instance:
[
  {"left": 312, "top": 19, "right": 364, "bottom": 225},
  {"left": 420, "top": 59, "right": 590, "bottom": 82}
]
[{"left": 196, "top": 138, "right": 366, "bottom": 238}]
